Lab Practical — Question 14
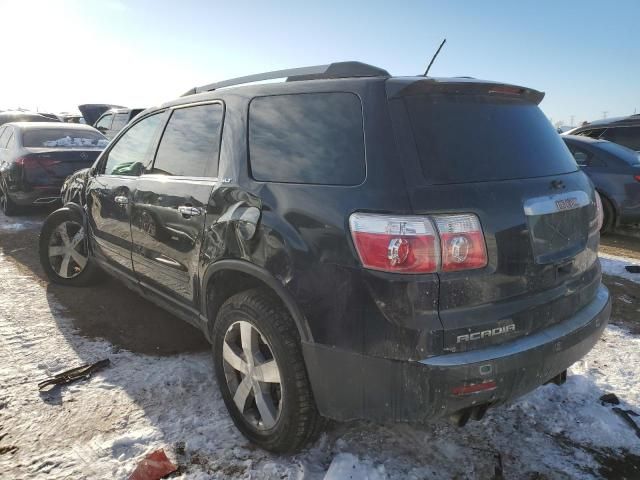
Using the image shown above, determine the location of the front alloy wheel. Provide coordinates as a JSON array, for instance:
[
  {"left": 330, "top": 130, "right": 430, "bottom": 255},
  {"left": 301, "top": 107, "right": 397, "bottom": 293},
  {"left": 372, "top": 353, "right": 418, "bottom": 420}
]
[
  {"left": 47, "top": 221, "right": 88, "bottom": 279},
  {"left": 39, "top": 208, "right": 103, "bottom": 287}
]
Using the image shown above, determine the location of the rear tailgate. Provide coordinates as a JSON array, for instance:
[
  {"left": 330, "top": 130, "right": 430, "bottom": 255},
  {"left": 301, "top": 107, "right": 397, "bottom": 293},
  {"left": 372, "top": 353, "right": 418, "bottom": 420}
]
[{"left": 387, "top": 79, "right": 600, "bottom": 353}]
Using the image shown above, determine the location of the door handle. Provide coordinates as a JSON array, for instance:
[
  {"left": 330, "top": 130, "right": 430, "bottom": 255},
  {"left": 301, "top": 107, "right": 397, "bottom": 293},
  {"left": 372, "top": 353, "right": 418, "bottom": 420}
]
[
  {"left": 178, "top": 205, "right": 202, "bottom": 217},
  {"left": 114, "top": 196, "right": 128, "bottom": 205}
]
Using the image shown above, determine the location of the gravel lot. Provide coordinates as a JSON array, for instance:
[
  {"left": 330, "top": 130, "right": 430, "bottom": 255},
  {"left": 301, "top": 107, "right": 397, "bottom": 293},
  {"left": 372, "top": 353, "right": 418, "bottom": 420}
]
[{"left": 0, "top": 209, "right": 639, "bottom": 479}]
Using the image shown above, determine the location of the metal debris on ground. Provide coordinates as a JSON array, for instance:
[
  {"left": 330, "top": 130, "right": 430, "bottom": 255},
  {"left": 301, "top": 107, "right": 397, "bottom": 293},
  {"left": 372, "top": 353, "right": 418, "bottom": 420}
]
[
  {"left": 128, "top": 449, "right": 178, "bottom": 480},
  {"left": 37, "top": 359, "right": 110, "bottom": 391},
  {"left": 600, "top": 393, "right": 621, "bottom": 405},
  {"left": 612, "top": 408, "right": 640, "bottom": 439}
]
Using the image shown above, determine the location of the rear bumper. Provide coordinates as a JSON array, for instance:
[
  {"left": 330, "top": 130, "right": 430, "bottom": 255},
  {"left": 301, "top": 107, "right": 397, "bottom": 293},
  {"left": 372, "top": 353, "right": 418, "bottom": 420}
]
[
  {"left": 9, "top": 187, "right": 62, "bottom": 206},
  {"left": 303, "top": 284, "right": 610, "bottom": 423}
]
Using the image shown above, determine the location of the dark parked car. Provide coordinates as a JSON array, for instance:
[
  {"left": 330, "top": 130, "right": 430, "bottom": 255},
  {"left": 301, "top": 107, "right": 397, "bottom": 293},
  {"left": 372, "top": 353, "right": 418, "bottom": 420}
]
[
  {"left": 93, "top": 107, "right": 144, "bottom": 140},
  {"left": 0, "top": 122, "right": 107, "bottom": 215},
  {"left": 562, "top": 135, "right": 640, "bottom": 231},
  {"left": 0, "top": 111, "right": 60, "bottom": 127},
  {"left": 38, "top": 62, "right": 610, "bottom": 453},
  {"left": 564, "top": 114, "right": 640, "bottom": 152}
]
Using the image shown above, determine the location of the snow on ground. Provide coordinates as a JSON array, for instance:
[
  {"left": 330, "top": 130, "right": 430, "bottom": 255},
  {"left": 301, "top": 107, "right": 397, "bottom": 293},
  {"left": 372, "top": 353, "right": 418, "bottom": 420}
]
[
  {"left": 600, "top": 252, "right": 640, "bottom": 284},
  {"left": 0, "top": 221, "right": 639, "bottom": 479}
]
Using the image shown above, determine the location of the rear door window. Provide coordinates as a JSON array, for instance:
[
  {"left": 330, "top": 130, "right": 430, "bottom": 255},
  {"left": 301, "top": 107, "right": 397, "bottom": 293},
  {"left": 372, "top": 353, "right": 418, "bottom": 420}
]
[
  {"left": 404, "top": 95, "right": 577, "bottom": 184},
  {"left": 152, "top": 103, "right": 223, "bottom": 177},
  {"left": 248, "top": 92, "right": 365, "bottom": 185}
]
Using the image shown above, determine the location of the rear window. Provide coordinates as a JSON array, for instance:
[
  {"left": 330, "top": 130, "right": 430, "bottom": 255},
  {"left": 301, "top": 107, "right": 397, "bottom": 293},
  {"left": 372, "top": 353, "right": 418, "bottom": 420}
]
[
  {"left": 23, "top": 129, "right": 108, "bottom": 148},
  {"left": 249, "top": 92, "right": 365, "bottom": 185},
  {"left": 405, "top": 95, "right": 578, "bottom": 184},
  {"left": 597, "top": 141, "right": 640, "bottom": 165}
]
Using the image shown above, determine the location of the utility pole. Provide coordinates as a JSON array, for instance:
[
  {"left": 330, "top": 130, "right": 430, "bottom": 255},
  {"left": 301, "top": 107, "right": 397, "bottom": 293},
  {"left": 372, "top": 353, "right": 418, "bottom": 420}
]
[
  {"left": 570, "top": 115, "right": 575, "bottom": 126},
  {"left": 602, "top": 111, "right": 608, "bottom": 119}
]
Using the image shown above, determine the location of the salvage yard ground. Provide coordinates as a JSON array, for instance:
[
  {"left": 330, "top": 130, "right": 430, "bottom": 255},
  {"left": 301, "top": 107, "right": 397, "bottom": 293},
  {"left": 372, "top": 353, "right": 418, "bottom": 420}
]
[{"left": 0, "top": 211, "right": 639, "bottom": 479}]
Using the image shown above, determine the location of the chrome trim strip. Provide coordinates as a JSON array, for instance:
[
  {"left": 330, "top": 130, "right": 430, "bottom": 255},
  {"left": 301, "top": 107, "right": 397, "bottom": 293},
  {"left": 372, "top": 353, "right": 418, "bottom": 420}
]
[
  {"left": 420, "top": 285, "right": 609, "bottom": 367},
  {"left": 523, "top": 190, "right": 590, "bottom": 216}
]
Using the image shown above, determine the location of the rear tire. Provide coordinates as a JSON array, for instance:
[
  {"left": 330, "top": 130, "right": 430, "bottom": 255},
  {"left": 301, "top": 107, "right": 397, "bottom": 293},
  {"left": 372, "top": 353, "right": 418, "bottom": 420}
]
[
  {"left": 0, "top": 185, "right": 18, "bottom": 216},
  {"left": 600, "top": 195, "right": 615, "bottom": 234},
  {"left": 211, "top": 288, "right": 325, "bottom": 453},
  {"left": 39, "top": 208, "right": 103, "bottom": 286}
]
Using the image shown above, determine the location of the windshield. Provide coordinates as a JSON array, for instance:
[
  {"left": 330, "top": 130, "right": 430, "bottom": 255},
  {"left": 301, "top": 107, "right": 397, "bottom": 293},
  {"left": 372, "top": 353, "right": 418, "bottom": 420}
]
[
  {"left": 404, "top": 95, "right": 578, "bottom": 184},
  {"left": 23, "top": 129, "right": 108, "bottom": 148},
  {"left": 596, "top": 140, "right": 640, "bottom": 165}
]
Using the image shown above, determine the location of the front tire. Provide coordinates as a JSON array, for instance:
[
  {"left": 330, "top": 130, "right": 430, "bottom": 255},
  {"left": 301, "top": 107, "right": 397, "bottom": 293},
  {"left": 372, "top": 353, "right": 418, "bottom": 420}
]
[
  {"left": 600, "top": 195, "right": 615, "bottom": 234},
  {"left": 39, "top": 208, "right": 103, "bottom": 286},
  {"left": 211, "top": 288, "right": 324, "bottom": 453}
]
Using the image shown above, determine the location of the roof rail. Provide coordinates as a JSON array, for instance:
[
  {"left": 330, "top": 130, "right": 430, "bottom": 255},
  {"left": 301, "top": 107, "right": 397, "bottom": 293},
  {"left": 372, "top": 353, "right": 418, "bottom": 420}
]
[{"left": 181, "top": 61, "right": 390, "bottom": 97}]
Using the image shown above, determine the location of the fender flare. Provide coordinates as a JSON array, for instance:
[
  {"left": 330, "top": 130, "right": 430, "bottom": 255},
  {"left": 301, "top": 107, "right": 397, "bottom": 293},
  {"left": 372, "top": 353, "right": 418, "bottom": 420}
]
[
  {"left": 201, "top": 259, "right": 313, "bottom": 343},
  {"left": 63, "top": 202, "right": 87, "bottom": 222}
]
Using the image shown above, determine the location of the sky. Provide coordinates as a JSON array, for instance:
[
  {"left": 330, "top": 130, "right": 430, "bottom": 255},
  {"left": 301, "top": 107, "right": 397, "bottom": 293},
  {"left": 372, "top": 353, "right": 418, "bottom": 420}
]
[{"left": 0, "top": 0, "right": 638, "bottom": 126}]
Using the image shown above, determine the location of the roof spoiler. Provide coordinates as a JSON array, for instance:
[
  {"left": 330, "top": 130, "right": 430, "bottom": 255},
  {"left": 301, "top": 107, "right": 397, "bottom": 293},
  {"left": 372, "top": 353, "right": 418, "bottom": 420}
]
[
  {"left": 389, "top": 78, "right": 545, "bottom": 104},
  {"left": 181, "top": 61, "right": 390, "bottom": 97}
]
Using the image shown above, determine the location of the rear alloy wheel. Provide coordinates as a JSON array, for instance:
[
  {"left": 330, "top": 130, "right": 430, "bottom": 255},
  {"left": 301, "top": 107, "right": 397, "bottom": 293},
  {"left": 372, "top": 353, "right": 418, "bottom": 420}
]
[
  {"left": 39, "top": 209, "right": 103, "bottom": 286},
  {"left": 222, "top": 320, "right": 283, "bottom": 430},
  {"left": 212, "top": 288, "right": 325, "bottom": 453}
]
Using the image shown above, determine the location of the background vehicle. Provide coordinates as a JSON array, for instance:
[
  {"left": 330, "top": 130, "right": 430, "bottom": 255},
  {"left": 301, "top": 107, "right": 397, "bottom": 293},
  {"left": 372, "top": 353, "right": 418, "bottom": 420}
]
[
  {"left": 78, "top": 103, "right": 125, "bottom": 126},
  {"left": 0, "top": 122, "right": 107, "bottom": 215},
  {"left": 563, "top": 135, "right": 640, "bottom": 231},
  {"left": 0, "top": 111, "right": 60, "bottom": 127},
  {"left": 39, "top": 62, "right": 610, "bottom": 453},
  {"left": 93, "top": 107, "right": 145, "bottom": 139},
  {"left": 564, "top": 114, "right": 640, "bottom": 152}
]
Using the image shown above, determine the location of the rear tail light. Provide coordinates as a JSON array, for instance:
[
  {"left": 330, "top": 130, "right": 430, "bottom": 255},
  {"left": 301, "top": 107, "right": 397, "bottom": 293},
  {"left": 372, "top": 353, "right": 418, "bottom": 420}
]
[
  {"left": 634, "top": 174, "right": 640, "bottom": 183},
  {"left": 592, "top": 191, "right": 604, "bottom": 233},
  {"left": 349, "top": 212, "right": 487, "bottom": 274},
  {"left": 16, "top": 156, "right": 60, "bottom": 167},
  {"left": 349, "top": 213, "right": 439, "bottom": 273},
  {"left": 433, "top": 214, "right": 488, "bottom": 271}
]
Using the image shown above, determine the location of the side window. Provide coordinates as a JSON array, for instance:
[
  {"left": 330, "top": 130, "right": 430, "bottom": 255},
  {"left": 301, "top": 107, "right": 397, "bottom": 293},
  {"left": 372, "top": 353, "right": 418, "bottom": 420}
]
[
  {"left": 0, "top": 127, "right": 9, "bottom": 148},
  {"left": 152, "top": 103, "right": 223, "bottom": 177},
  {"left": 569, "top": 147, "right": 591, "bottom": 166},
  {"left": 110, "top": 113, "right": 129, "bottom": 132},
  {"left": 102, "top": 114, "right": 164, "bottom": 176},
  {"left": 95, "top": 114, "right": 113, "bottom": 131},
  {"left": 248, "top": 92, "right": 365, "bottom": 185},
  {"left": 602, "top": 126, "right": 640, "bottom": 151},
  {"left": 578, "top": 128, "right": 605, "bottom": 139},
  {"left": 5, "top": 131, "right": 15, "bottom": 150}
]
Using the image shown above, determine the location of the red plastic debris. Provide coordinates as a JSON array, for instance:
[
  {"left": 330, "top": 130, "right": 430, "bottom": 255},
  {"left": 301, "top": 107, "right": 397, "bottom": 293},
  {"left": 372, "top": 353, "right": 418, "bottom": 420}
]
[{"left": 128, "top": 449, "right": 177, "bottom": 480}]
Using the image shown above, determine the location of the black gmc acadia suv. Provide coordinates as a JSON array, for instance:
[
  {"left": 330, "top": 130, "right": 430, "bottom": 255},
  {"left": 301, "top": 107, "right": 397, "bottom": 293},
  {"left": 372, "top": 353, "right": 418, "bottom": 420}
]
[{"left": 38, "top": 62, "right": 611, "bottom": 453}]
